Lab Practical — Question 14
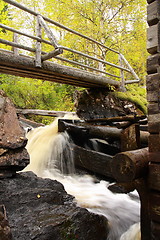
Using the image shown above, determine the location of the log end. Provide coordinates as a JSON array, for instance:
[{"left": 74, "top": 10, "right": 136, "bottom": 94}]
[{"left": 112, "top": 153, "right": 136, "bottom": 182}]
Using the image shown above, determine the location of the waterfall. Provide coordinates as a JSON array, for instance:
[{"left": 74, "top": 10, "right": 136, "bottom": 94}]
[{"left": 24, "top": 116, "right": 141, "bottom": 240}]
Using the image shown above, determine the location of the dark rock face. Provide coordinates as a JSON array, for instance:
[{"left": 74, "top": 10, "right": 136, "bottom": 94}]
[
  {"left": 0, "top": 172, "right": 108, "bottom": 240},
  {"left": 75, "top": 89, "right": 143, "bottom": 120},
  {"left": 0, "top": 90, "right": 29, "bottom": 177}
]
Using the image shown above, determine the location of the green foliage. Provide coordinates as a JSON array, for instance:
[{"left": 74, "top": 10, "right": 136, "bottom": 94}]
[
  {"left": 0, "top": 1, "right": 13, "bottom": 49},
  {"left": 0, "top": 74, "right": 76, "bottom": 124}
]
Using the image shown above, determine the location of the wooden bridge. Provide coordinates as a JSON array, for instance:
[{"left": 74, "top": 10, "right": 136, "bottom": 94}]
[{"left": 0, "top": 0, "right": 140, "bottom": 89}]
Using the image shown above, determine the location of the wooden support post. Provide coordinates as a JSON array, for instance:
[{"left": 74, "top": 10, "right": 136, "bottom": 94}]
[
  {"left": 147, "top": 0, "right": 160, "bottom": 239},
  {"left": 135, "top": 178, "right": 151, "bottom": 240},
  {"left": 13, "top": 32, "right": 19, "bottom": 55},
  {"left": 119, "top": 53, "right": 126, "bottom": 91}
]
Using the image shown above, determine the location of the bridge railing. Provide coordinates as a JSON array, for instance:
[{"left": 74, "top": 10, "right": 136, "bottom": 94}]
[{"left": 0, "top": 0, "right": 140, "bottom": 89}]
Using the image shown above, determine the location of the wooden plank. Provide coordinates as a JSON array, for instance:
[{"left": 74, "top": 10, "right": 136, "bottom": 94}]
[
  {"left": 148, "top": 103, "right": 160, "bottom": 114},
  {"left": 146, "top": 73, "right": 160, "bottom": 102},
  {"left": 148, "top": 121, "right": 160, "bottom": 133},
  {"left": 148, "top": 114, "right": 160, "bottom": 124},
  {"left": 72, "top": 144, "right": 113, "bottom": 179},
  {"left": 147, "top": 0, "right": 160, "bottom": 26},
  {"left": 150, "top": 192, "right": 160, "bottom": 222},
  {"left": 149, "top": 163, "right": 160, "bottom": 191},
  {"left": 85, "top": 115, "right": 146, "bottom": 123},
  {"left": 111, "top": 147, "right": 149, "bottom": 182},
  {"left": 147, "top": 53, "right": 160, "bottom": 74},
  {"left": 149, "top": 152, "right": 160, "bottom": 162},
  {"left": 147, "top": 90, "right": 159, "bottom": 102},
  {"left": 149, "top": 133, "right": 160, "bottom": 151},
  {"left": 0, "top": 51, "right": 120, "bottom": 88},
  {"left": 146, "top": 73, "right": 160, "bottom": 92},
  {"left": 147, "top": 23, "right": 160, "bottom": 54}
]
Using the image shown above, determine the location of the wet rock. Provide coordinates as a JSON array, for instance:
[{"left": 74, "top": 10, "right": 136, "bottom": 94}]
[
  {"left": 0, "top": 90, "right": 29, "bottom": 177},
  {"left": 0, "top": 172, "right": 108, "bottom": 240}
]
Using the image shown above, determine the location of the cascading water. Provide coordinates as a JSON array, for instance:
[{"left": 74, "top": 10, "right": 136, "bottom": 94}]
[{"left": 24, "top": 115, "right": 141, "bottom": 240}]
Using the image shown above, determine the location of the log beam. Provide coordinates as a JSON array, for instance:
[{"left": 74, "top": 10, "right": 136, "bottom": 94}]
[
  {"left": 0, "top": 51, "right": 120, "bottom": 88},
  {"left": 58, "top": 120, "right": 149, "bottom": 144},
  {"left": 17, "top": 109, "right": 75, "bottom": 117},
  {"left": 72, "top": 144, "right": 113, "bottom": 179},
  {"left": 111, "top": 147, "right": 149, "bottom": 182}
]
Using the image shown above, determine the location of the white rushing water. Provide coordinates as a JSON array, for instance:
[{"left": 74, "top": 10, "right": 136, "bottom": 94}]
[{"left": 24, "top": 115, "right": 141, "bottom": 240}]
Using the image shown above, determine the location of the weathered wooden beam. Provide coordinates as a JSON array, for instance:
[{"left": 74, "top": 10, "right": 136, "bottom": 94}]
[
  {"left": 19, "top": 117, "right": 44, "bottom": 128},
  {"left": 0, "top": 64, "right": 100, "bottom": 88},
  {"left": 37, "top": 15, "right": 59, "bottom": 49},
  {"left": 85, "top": 115, "right": 146, "bottom": 123},
  {"left": 58, "top": 120, "right": 149, "bottom": 144},
  {"left": 147, "top": 53, "right": 160, "bottom": 74},
  {"left": 0, "top": 38, "right": 36, "bottom": 53},
  {"left": 149, "top": 163, "right": 160, "bottom": 191},
  {"left": 150, "top": 192, "right": 160, "bottom": 223},
  {"left": 111, "top": 147, "right": 149, "bottom": 182},
  {"left": 72, "top": 144, "right": 113, "bottom": 179},
  {"left": 147, "top": 0, "right": 160, "bottom": 26},
  {"left": 41, "top": 48, "right": 63, "bottom": 61},
  {"left": 146, "top": 73, "right": 160, "bottom": 102},
  {"left": 147, "top": 22, "right": 160, "bottom": 54},
  {"left": 0, "top": 51, "right": 120, "bottom": 88},
  {"left": 17, "top": 109, "right": 75, "bottom": 117}
]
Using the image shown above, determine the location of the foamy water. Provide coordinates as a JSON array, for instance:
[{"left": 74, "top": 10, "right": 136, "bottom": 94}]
[{"left": 24, "top": 116, "right": 140, "bottom": 240}]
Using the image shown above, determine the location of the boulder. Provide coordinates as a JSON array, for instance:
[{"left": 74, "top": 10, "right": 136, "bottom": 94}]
[
  {"left": 0, "top": 172, "right": 108, "bottom": 240},
  {"left": 0, "top": 90, "right": 29, "bottom": 177}
]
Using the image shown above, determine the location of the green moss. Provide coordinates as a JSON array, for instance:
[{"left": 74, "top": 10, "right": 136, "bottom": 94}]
[{"left": 113, "top": 85, "right": 147, "bottom": 115}]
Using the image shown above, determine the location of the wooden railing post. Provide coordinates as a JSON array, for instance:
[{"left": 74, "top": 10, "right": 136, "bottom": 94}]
[
  {"left": 13, "top": 32, "right": 19, "bottom": 55},
  {"left": 35, "top": 15, "right": 42, "bottom": 67},
  {"left": 119, "top": 53, "right": 126, "bottom": 91}
]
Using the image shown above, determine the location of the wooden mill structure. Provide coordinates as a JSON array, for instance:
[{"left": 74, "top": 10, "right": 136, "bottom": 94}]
[
  {"left": 1, "top": 0, "right": 160, "bottom": 239},
  {"left": 146, "top": 0, "right": 160, "bottom": 239}
]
